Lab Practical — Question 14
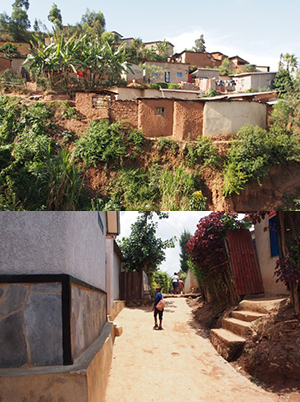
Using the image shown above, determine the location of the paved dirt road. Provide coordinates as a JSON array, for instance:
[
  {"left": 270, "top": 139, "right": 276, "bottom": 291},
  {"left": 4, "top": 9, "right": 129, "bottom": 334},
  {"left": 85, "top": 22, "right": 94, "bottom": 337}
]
[{"left": 105, "top": 297, "right": 284, "bottom": 402}]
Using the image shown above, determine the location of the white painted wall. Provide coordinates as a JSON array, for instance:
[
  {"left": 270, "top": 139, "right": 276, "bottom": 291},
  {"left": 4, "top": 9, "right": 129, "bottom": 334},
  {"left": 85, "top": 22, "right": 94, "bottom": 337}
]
[
  {"left": 0, "top": 212, "right": 106, "bottom": 290},
  {"left": 254, "top": 216, "right": 288, "bottom": 296},
  {"left": 105, "top": 239, "right": 121, "bottom": 315},
  {"left": 203, "top": 101, "right": 267, "bottom": 137},
  {"left": 234, "top": 72, "right": 276, "bottom": 92},
  {"left": 184, "top": 269, "right": 199, "bottom": 293}
]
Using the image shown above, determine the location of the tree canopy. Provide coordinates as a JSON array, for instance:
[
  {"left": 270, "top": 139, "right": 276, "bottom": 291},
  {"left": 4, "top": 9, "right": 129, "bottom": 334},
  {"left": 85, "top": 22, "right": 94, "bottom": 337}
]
[
  {"left": 48, "top": 3, "right": 63, "bottom": 30},
  {"left": 78, "top": 8, "right": 106, "bottom": 40},
  {"left": 0, "top": 0, "right": 30, "bottom": 41},
  {"left": 179, "top": 229, "right": 192, "bottom": 273},
  {"left": 118, "top": 212, "right": 175, "bottom": 275},
  {"left": 193, "top": 35, "right": 206, "bottom": 52}
]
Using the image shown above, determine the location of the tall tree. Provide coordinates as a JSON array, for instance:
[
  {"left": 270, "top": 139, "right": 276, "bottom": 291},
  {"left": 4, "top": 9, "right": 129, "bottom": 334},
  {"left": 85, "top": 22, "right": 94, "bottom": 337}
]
[
  {"left": 179, "top": 229, "right": 192, "bottom": 273},
  {"left": 0, "top": 0, "right": 31, "bottom": 41},
  {"left": 48, "top": 3, "right": 63, "bottom": 31},
  {"left": 219, "top": 58, "right": 231, "bottom": 76},
  {"left": 79, "top": 8, "right": 105, "bottom": 40},
  {"left": 272, "top": 69, "right": 294, "bottom": 97},
  {"left": 193, "top": 34, "right": 206, "bottom": 52},
  {"left": 118, "top": 212, "right": 175, "bottom": 275},
  {"left": 281, "top": 53, "right": 298, "bottom": 73}
]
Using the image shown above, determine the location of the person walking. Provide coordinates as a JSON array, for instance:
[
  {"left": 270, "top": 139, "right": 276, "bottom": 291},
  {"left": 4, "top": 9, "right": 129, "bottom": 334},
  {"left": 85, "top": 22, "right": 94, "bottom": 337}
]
[
  {"left": 152, "top": 286, "right": 165, "bottom": 330},
  {"left": 171, "top": 272, "right": 179, "bottom": 294}
]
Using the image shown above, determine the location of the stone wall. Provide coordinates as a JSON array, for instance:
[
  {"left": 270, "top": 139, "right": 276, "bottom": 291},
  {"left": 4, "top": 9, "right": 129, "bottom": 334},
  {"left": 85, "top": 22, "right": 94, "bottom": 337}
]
[
  {"left": 0, "top": 282, "right": 63, "bottom": 368},
  {"left": 0, "top": 276, "right": 108, "bottom": 368},
  {"left": 71, "top": 283, "right": 106, "bottom": 360}
]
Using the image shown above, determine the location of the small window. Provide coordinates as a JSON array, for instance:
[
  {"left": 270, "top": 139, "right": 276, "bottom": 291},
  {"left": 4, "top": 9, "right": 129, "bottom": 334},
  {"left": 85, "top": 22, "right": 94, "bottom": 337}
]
[
  {"left": 153, "top": 72, "right": 158, "bottom": 77},
  {"left": 177, "top": 72, "right": 183, "bottom": 78},
  {"left": 155, "top": 107, "right": 165, "bottom": 116},
  {"left": 92, "top": 96, "right": 109, "bottom": 109}
]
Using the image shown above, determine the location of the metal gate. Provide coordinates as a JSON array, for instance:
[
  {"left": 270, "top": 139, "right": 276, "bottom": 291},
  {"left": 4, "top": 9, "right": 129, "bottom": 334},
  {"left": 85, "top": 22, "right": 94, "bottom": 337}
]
[{"left": 227, "top": 229, "right": 264, "bottom": 295}]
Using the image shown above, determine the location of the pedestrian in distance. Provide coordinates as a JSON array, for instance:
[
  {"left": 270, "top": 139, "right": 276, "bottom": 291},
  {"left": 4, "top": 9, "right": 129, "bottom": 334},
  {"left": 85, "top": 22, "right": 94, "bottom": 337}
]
[
  {"left": 172, "top": 272, "right": 179, "bottom": 294},
  {"left": 153, "top": 286, "right": 165, "bottom": 330},
  {"left": 179, "top": 278, "right": 184, "bottom": 294}
]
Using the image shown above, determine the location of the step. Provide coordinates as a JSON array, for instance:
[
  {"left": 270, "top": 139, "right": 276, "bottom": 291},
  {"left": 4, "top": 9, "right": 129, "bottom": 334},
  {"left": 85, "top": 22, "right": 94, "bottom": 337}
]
[
  {"left": 222, "top": 317, "right": 253, "bottom": 337},
  {"left": 231, "top": 310, "right": 266, "bottom": 322},
  {"left": 210, "top": 328, "right": 246, "bottom": 362},
  {"left": 238, "top": 297, "right": 288, "bottom": 314}
]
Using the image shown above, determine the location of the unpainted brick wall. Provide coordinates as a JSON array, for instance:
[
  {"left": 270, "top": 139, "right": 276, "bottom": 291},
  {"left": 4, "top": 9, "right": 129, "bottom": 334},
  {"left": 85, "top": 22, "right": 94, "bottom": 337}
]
[
  {"left": 75, "top": 93, "right": 205, "bottom": 139},
  {"left": 75, "top": 92, "right": 109, "bottom": 120},
  {"left": 110, "top": 100, "right": 138, "bottom": 128},
  {"left": 138, "top": 98, "right": 174, "bottom": 138},
  {"left": 173, "top": 100, "right": 204, "bottom": 140},
  {"left": 0, "top": 58, "right": 11, "bottom": 72}
]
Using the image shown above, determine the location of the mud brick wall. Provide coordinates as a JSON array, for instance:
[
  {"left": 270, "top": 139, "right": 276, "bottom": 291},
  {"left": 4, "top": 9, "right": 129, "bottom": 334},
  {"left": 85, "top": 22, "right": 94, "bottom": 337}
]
[
  {"left": 76, "top": 92, "right": 109, "bottom": 120},
  {"left": 173, "top": 101, "right": 204, "bottom": 140},
  {"left": 0, "top": 58, "right": 11, "bottom": 72},
  {"left": 138, "top": 98, "right": 174, "bottom": 137},
  {"left": 71, "top": 283, "right": 106, "bottom": 360},
  {"left": 0, "top": 282, "right": 63, "bottom": 368},
  {"left": 110, "top": 100, "right": 138, "bottom": 128}
]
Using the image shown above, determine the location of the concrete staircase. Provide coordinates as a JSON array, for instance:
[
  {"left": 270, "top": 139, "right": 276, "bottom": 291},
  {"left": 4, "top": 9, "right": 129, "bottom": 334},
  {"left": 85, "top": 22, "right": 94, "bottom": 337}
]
[{"left": 210, "top": 296, "right": 288, "bottom": 362}]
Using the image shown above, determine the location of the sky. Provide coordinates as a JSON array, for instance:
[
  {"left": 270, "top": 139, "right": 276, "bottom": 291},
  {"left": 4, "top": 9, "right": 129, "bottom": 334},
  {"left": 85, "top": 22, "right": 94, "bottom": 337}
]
[
  {"left": 118, "top": 212, "right": 245, "bottom": 277},
  {"left": 1, "top": 0, "right": 300, "bottom": 71},
  {"left": 118, "top": 211, "right": 209, "bottom": 277}
]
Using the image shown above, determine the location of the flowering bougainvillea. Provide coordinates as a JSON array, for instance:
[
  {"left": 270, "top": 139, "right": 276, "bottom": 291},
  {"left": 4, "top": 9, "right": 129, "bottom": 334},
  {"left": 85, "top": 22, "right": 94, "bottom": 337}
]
[
  {"left": 186, "top": 211, "right": 250, "bottom": 304},
  {"left": 186, "top": 211, "right": 248, "bottom": 270}
]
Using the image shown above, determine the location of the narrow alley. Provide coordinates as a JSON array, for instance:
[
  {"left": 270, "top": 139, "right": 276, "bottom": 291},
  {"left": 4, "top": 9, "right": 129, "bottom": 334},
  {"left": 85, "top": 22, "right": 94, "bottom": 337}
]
[{"left": 105, "top": 297, "right": 281, "bottom": 402}]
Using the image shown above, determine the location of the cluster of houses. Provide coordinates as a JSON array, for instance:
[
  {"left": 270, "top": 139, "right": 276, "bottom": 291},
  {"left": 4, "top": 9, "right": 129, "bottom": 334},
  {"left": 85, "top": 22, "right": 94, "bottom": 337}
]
[
  {"left": 0, "top": 211, "right": 288, "bottom": 402},
  {"left": 0, "top": 32, "right": 277, "bottom": 95}
]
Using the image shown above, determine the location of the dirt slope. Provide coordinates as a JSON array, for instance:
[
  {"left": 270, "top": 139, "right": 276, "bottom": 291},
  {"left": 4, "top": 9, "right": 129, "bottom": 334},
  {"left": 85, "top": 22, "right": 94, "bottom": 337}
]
[{"left": 105, "top": 298, "right": 286, "bottom": 402}]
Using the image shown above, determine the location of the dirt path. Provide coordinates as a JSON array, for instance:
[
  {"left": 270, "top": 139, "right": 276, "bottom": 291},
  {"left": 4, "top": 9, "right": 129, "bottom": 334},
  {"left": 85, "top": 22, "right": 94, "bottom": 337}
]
[{"left": 105, "top": 297, "right": 285, "bottom": 402}]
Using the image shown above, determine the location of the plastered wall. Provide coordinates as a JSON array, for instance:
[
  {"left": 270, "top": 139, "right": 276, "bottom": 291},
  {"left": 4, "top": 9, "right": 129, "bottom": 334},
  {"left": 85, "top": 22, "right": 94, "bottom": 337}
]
[
  {"left": 203, "top": 101, "right": 267, "bottom": 137},
  {"left": 254, "top": 217, "right": 288, "bottom": 296},
  {"left": 0, "top": 212, "right": 106, "bottom": 290}
]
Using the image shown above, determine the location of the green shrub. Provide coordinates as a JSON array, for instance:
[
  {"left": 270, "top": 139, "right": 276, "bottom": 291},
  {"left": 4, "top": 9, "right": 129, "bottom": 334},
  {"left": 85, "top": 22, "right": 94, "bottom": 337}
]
[
  {"left": 30, "top": 145, "right": 85, "bottom": 211},
  {"left": 49, "top": 100, "right": 77, "bottom": 120},
  {"left": 74, "top": 120, "right": 144, "bottom": 167},
  {"left": 0, "top": 69, "right": 25, "bottom": 92},
  {"left": 0, "top": 96, "right": 22, "bottom": 144},
  {"left": 110, "top": 167, "right": 158, "bottom": 210},
  {"left": 157, "top": 138, "right": 179, "bottom": 155},
  {"left": 223, "top": 125, "right": 300, "bottom": 197},
  {"left": 147, "top": 82, "right": 168, "bottom": 89},
  {"left": 185, "top": 136, "right": 220, "bottom": 169},
  {"left": 167, "top": 83, "right": 180, "bottom": 89},
  {"left": 190, "top": 190, "right": 207, "bottom": 211},
  {"left": 155, "top": 165, "right": 198, "bottom": 210}
]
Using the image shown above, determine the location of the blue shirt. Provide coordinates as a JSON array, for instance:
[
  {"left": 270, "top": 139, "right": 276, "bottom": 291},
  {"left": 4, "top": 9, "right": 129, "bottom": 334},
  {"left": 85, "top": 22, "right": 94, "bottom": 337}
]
[{"left": 154, "top": 292, "right": 163, "bottom": 308}]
